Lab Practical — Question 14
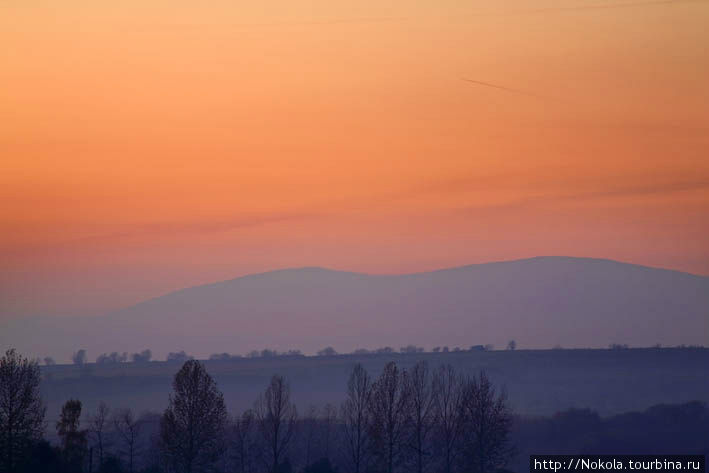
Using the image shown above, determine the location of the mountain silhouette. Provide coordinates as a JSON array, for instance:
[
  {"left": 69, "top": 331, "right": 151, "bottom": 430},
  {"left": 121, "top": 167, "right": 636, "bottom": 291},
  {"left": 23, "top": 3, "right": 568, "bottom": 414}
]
[{"left": 3, "top": 256, "right": 707, "bottom": 360}]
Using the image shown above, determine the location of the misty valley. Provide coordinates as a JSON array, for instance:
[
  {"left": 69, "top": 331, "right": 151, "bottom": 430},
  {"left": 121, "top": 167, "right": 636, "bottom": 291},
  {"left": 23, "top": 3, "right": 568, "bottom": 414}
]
[{"left": 2, "top": 346, "right": 708, "bottom": 473}]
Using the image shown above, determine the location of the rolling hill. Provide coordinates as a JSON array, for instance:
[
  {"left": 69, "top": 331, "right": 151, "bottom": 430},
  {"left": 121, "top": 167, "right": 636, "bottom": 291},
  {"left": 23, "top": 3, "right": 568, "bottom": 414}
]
[{"left": 2, "top": 256, "right": 707, "bottom": 361}]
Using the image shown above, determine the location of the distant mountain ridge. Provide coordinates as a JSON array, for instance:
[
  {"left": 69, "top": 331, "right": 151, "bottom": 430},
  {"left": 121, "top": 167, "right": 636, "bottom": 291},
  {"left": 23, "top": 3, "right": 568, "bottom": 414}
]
[{"left": 3, "top": 256, "right": 708, "bottom": 361}]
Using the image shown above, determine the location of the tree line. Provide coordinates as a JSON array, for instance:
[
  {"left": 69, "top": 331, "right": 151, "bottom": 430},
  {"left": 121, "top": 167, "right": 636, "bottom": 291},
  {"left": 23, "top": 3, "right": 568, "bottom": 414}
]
[
  {"left": 43, "top": 343, "right": 706, "bottom": 366},
  {"left": 48, "top": 343, "right": 516, "bottom": 366},
  {"left": 0, "top": 348, "right": 514, "bottom": 473}
]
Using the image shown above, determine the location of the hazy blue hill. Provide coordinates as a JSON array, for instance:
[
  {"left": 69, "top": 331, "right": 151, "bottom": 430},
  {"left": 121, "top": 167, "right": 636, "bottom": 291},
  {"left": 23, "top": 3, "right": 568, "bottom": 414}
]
[{"left": 2, "top": 256, "right": 707, "bottom": 360}]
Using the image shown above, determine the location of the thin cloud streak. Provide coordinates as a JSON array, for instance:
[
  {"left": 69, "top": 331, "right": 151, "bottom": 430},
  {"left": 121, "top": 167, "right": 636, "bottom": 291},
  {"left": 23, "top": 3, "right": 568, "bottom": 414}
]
[
  {"left": 327, "top": 170, "right": 709, "bottom": 214},
  {"left": 525, "top": 0, "right": 707, "bottom": 15},
  {"left": 126, "top": 17, "right": 407, "bottom": 33},
  {"left": 560, "top": 179, "right": 709, "bottom": 200},
  {"left": 69, "top": 214, "right": 314, "bottom": 243},
  {"left": 452, "top": 179, "right": 709, "bottom": 214},
  {"left": 460, "top": 78, "right": 553, "bottom": 101},
  {"left": 456, "top": 0, "right": 707, "bottom": 18},
  {"left": 2, "top": 213, "right": 316, "bottom": 256}
]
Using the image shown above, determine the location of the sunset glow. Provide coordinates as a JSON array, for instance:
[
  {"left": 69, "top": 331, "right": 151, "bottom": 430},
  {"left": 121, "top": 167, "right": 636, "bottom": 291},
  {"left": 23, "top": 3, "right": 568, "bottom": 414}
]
[{"left": 2, "top": 0, "right": 708, "bottom": 319}]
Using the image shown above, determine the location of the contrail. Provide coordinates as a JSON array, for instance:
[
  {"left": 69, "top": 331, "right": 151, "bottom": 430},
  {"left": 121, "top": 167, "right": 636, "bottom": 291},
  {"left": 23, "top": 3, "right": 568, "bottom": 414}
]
[
  {"left": 459, "top": 0, "right": 706, "bottom": 18},
  {"left": 525, "top": 0, "right": 706, "bottom": 14},
  {"left": 127, "top": 17, "right": 406, "bottom": 33},
  {"left": 460, "top": 78, "right": 548, "bottom": 100}
]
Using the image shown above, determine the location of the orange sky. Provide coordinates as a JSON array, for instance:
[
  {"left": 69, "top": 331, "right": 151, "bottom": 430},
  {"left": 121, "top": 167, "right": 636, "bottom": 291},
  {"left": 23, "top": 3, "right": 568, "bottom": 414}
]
[{"left": 1, "top": 0, "right": 708, "bottom": 319}]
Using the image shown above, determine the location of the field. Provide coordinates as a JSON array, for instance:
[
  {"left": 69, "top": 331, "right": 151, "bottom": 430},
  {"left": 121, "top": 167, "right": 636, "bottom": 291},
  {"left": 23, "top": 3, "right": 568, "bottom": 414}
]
[{"left": 40, "top": 347, "right": 709, "bottom": 423}]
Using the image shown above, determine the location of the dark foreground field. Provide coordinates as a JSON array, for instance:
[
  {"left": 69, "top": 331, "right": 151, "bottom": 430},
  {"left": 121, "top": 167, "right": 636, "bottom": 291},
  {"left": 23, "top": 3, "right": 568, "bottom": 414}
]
[{"left": 41, "top": 347, "right": 709, "bottom": 422}]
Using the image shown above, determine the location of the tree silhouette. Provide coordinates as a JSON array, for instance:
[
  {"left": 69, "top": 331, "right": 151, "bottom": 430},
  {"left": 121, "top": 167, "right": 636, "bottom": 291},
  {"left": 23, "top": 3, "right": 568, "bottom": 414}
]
[
  {"left": 302, "top": 405, "right": 319, "bottom": 469},
  {"left": 399, "top": 345, "right": 424, "bottom": 354},
  {"left": 460, "top": 371, "right": 514, "bottom": 473},
  {"left": 0, "top": 349, "right": 46, "bottom": 473},
  {"left": 57, "top": 399, "right": 87, "bottom": 472},
  {"left": 254, "top": 375, "right": 298, "bottom": 473},
  {"left": 231, "top": 410, "right": 257, "bottom": 473},
  {"left": 316, "top": 347, "right": 337, "bottom": 357},
  {"left": 432, "top": 364, "right": 465, "bottom": 473},
  {"left": 321, "top": 403, "right": 337, "bottom": 464},
  {"left": 166, "top": 351, "right": 192, "bottom": 363},
  {"left": 114, "top": 408, "right": 141, "bottom": 473},
  {"left": 368, "top": 362, "right": 410, "bottom": 473},
  {"left": 131, "top": 349, "right": 152, "bottom": 363},
  {"left": 160, "top": 360, "right": 228, "bottom": 473},
  {"left": 407, "top": 361, "right": 436, "bottom": 473},
  {"left": 72, "top": 349, "right": 87, "bottom": 365},
  {"left": 340, "top": 364, "right": 371, "bottom": 473},
  {"left": 96, "top": 352, "right": 128, "bottom": 364},
  {"left": 88, "top": 401, "right": 110, "bottom": 469}
]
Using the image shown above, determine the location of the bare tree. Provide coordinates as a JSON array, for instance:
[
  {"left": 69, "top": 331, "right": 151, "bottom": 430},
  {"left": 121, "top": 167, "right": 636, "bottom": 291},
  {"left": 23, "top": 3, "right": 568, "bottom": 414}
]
[
  {"left": 231, "top": 410, "right": 257, "bottom": 473},
  {"left": 57, "top": 399, "right": 87, "bottom": 472},
  {"left": 114, "top": 408, "right": 141, "bottom": 473},
  {"left": 432, "top": 364, "right": 465, "bottom": 473},
  {"left": 407, "top": 361, "right": 436, "bottom": 473},
  {"left": 340, "top": 363, "right": 372, "bottom": 473},
  {"left": 88, "top": 401, "right": 110, "bottom": 469},
  {"left": 368, "top": 362, "right": 410, "bottom": 473},
  {"left": 460, "top": 371, "right": 514, "bottom": 473},
  {"left": 321, "top": 403, "right": 337, "bottom": 463},
  {"left": 0, "top": 349, "right": 46, "bottom": 473},
  {"left": 302, "top": 405, "right": 319, "bottom": 469},
  {"left": 254, "top": 375, "right": 298, "bottom": 473},
  {"left": 57, "top": 399, "right": 81, "bottom": 441},
  {"left": 160, "top": 360, "right": 228, "bottom": 473}
]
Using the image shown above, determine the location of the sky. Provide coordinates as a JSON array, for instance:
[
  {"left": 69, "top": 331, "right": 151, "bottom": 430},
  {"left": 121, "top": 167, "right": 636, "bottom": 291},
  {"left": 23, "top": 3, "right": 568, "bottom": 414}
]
[{"left": 1, "top": 0, "right": 708, "bottom": 321}]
